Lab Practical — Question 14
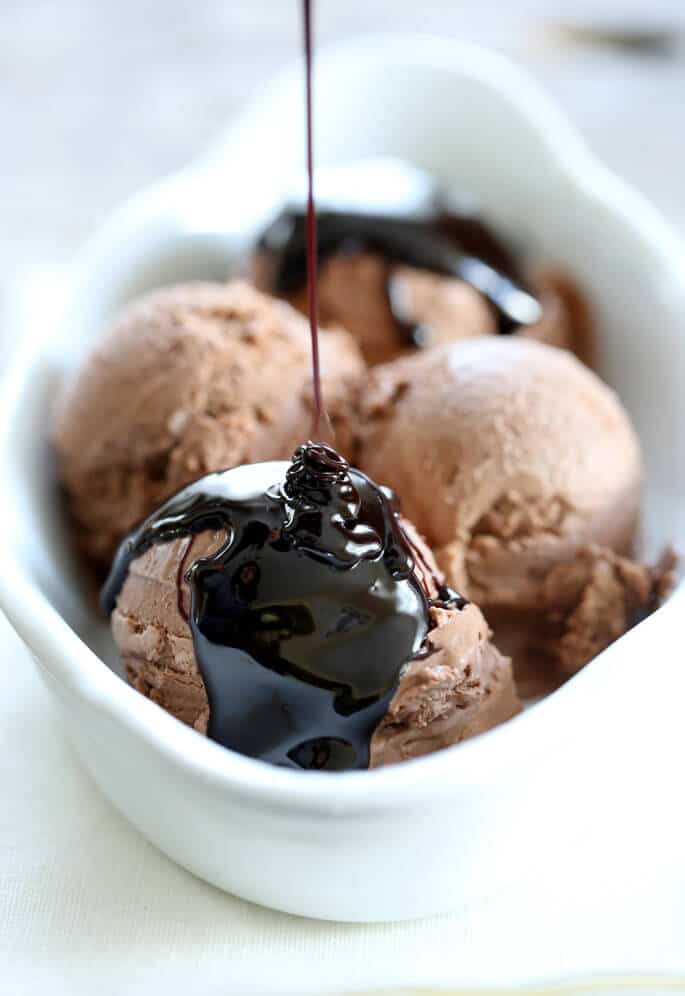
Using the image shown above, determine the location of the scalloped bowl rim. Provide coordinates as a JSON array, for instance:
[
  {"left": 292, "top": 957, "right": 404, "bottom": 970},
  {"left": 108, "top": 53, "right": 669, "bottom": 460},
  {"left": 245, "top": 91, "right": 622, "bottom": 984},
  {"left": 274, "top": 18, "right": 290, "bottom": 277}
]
[{"left": 1, "top": 35, "right": 683, "bottom": 818}]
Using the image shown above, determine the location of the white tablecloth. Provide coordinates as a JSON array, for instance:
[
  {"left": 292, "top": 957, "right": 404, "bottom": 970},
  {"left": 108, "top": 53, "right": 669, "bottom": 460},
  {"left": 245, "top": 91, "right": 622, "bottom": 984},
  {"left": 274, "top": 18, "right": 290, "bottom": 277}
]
[{"left": 2, "top": 274, "right": 685, "bottom": 995}]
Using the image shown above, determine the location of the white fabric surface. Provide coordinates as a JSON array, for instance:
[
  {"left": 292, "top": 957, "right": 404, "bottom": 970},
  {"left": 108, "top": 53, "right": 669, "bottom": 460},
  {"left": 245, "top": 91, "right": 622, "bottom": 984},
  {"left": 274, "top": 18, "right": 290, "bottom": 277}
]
[{"left": 2, "top": 271, "right": 685, "bottom": 994}]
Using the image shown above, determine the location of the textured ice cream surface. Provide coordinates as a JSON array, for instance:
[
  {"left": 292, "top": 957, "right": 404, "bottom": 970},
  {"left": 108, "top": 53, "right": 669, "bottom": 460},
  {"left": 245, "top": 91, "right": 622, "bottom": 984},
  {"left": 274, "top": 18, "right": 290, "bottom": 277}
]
[
  {"left": 356, "top": 337, "right": 642, "bottom": 602},
  {"left": 370, "top": 598, "right": 521, "bottom": 767},
  {"left": 495, "top": 545, "right": 676, "bottom": 698},
  {"left": 541, "top": 544, "right": 674, "bottom": 674},
  {"left": 255, "top": 249, "right": 583, "bottom": 367},
  {"left": 108, "top": 454, "right": 519, "bottom": 770},
  {"left": 284, "top": 253, "right": 498, "bottom": 366},
  {"left": 52, "top": 281, "right": 364, "bottom": 570},
  {"left": 355, "top": 337, "right": 649, "bottom": 678}
]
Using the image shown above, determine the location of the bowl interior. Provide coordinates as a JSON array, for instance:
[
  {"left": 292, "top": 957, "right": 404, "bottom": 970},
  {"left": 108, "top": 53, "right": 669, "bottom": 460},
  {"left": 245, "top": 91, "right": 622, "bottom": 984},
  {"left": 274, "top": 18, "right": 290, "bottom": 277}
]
[{"left": 2, "top": 39, "right": 684, "bottom": 694}]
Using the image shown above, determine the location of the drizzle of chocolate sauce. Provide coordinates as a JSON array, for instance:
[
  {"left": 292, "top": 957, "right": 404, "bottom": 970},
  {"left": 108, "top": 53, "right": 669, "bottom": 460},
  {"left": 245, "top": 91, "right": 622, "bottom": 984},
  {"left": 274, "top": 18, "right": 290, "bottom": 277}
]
[
  {"left": 103, "top": 444, "right": 465, "bottom": 770},
  {"left": 302, "top": 0, "right": 322, "bottom": 435},
  {"left": 102, "top": 0, "right": 469, "bottom": 772},
  {"left": 259, "top": 205, "right": 543, "bottom": 344}
]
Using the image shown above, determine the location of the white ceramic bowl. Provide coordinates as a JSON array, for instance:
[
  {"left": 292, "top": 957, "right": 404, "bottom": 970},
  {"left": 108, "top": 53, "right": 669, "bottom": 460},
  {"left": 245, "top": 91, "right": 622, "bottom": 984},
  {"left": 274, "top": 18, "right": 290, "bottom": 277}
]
[{"left": 1, "top": 36, "right": 684, "bottom": 923}]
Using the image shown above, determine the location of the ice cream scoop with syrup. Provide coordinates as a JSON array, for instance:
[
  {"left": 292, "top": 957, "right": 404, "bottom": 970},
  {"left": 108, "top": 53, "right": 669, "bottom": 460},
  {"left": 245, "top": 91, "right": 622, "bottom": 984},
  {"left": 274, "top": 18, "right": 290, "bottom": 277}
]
[{"left": 102, "top": 442, "right": 519, "bottom": 770}]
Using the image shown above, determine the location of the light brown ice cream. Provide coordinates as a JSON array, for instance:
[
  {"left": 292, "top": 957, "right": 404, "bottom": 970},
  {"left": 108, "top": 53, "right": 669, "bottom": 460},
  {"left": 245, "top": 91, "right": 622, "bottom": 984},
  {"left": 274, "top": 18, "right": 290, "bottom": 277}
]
[
  {"left": 494, "top": 545, "right": 675, "bottom": 698},
  {"left": 52, "top": 281, "right": 364, "bottom": 570},
  {"left": 111, "top": 518, "right": 520, "bottom": 768},
  {"left": 256, "top": 251, "right": 584, "bottom": 366},
  {"left": 356, "top": 337, "right": 648, "bottom": 681},
  {"left": 284, "top": 254, "right": 497, "bottom": 366},
  {"left": 370, "top": 597, "right": 521, "bottom": 767}
]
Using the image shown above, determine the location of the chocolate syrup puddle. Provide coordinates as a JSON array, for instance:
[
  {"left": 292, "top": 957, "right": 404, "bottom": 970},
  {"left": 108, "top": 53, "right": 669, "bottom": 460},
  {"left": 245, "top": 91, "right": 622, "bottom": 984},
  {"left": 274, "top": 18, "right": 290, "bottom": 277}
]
[
  {"left": 103, "top": 444, "right": 469, "bottom": 770},
  {"left": 259, "top": 205, "right": 543, "bottom": 344}
]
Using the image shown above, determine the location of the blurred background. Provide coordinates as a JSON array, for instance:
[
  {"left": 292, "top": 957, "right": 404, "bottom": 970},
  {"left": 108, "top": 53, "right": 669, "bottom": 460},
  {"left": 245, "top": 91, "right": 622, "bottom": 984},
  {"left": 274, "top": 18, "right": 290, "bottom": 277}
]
[{"left": 2, "top": 0, "right": 684, "bottom": 325}]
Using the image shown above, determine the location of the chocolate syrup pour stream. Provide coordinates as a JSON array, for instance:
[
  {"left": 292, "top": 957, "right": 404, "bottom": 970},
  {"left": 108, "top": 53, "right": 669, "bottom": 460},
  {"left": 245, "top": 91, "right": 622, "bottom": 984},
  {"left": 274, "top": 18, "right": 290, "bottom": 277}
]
[
  {"left": 103, "top": 0, "right": 469, "bottom": 771},
  {"left": 303, "top": 0, "right": 323, "bottom": 437}
]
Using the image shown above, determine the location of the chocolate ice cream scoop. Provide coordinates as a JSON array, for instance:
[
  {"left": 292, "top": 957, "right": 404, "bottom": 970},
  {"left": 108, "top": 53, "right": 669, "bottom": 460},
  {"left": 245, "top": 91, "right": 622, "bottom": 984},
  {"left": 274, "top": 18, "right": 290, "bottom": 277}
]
[
  {"left": 253, "top": 204, "right": 586, "bottom": 366},
  {"left": 52, "top": 281, "right": 364, "bottom": 570},
  {"left": 355, "top": 337, "right": 661, "bottom": 681},
  {"left": 104, "top": 444, "right": 519, "bottom": 770},
  {"left": 278, "top": 253, "right": 499, "bottom": 367}
]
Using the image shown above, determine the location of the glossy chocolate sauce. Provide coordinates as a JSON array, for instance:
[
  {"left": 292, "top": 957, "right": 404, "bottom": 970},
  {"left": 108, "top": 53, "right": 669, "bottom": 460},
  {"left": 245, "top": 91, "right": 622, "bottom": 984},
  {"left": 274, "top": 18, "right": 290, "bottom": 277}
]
[
  {"left": 259, "top": 205, "right": 543, "bottom": 343},
  {"left": 303, "top": 0, "right": 322, "bottom": 434},
  {"left": 103, "top": 445, "right": 465, "bottom": 769},
  {"left": 103, "top": 0, "right": 468, "bottom": 770}
]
